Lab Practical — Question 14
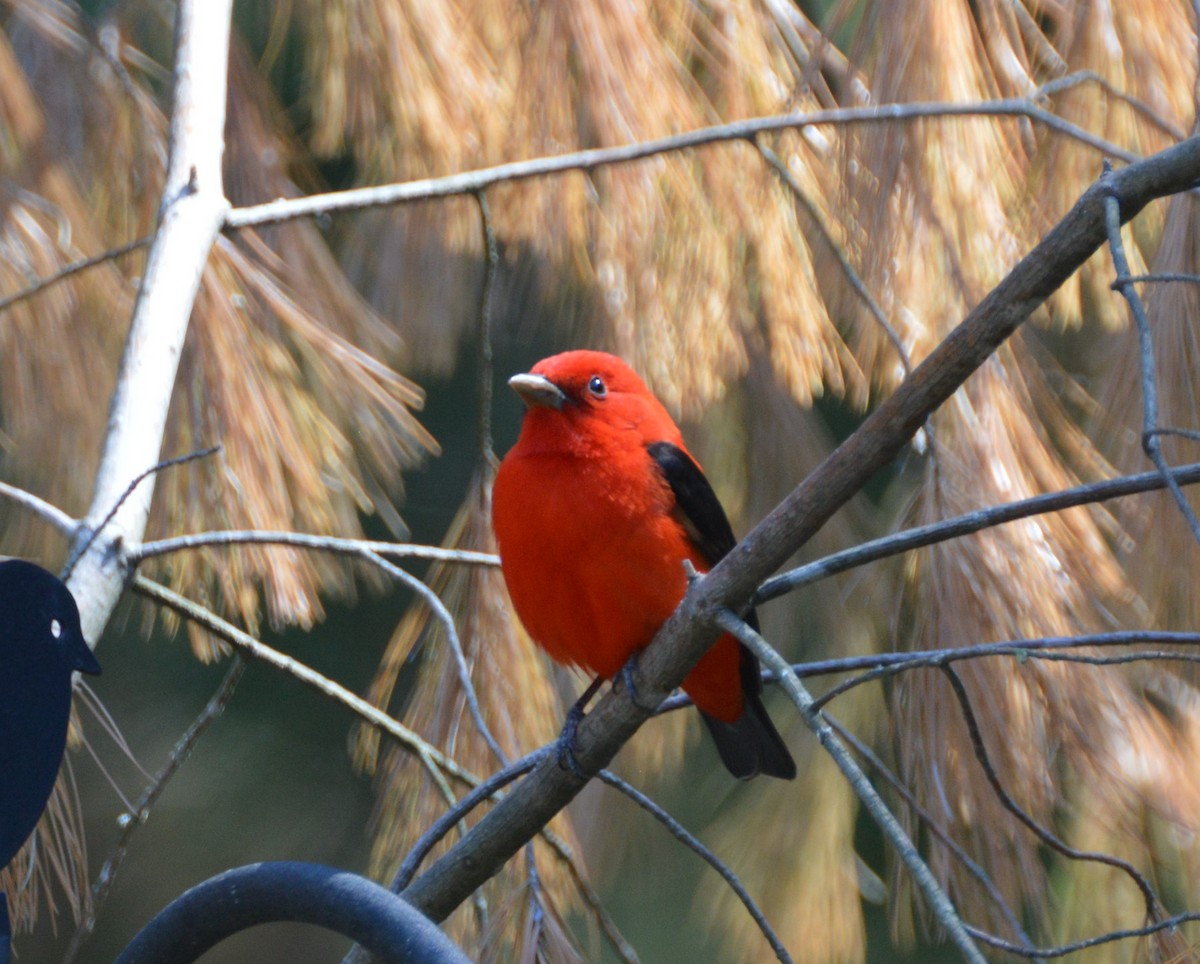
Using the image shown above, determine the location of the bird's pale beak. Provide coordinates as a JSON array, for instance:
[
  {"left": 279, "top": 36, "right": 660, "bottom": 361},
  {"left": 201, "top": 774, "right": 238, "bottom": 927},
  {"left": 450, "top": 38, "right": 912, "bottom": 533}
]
[{"left": 509, "top": 373, "right": 566, "bottom": 410}]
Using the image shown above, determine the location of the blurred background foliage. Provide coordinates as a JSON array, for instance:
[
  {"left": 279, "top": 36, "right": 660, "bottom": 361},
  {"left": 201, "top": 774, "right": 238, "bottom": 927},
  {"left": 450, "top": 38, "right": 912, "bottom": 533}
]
[{"left": 2, "top": 0, "right": 1200, "bottom": 960}]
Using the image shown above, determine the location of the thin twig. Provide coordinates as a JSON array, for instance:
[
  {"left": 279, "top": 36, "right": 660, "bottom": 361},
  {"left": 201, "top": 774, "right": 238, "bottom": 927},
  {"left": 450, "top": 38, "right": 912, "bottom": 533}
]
[
  {"left": 714, "top": 610, "right": 986, "bottom": 964},
  {"left": 74, "top": 682, "right": 151, "bottom": 782},
  {"left": 1010, "top": 648, "right": 1200, "bottom": 669},
  {"left": 0, "top": 482, "right": 77, "bottom": 537},
  {"left": 806, "top": 632, "right": 1200, "bottom": 713},
  {"left": 643, "top": 634, "right": 1200, "bottom": 724},
  {"left": 130, "top": 576, "right": 480, "bottom": 789},
  {"left": 359, "top": 549, "right": 508, "bottom": 768},
  {"left": 594, "top": 770, "right": 791, "bottom": 964},
  {"left": 540, "top": 829, "right": 639, "bottom": 964},
  {"left": 1035, "top": 71, "right": 1189, "bottom": 141},
  {"left": 383, "top": 747, "right": 639, "bottom": 964},
  {"left": 475, "top": 190, "right": 498, "bottom": 464},
  {"left": 225, "top": 99, "right": 1140, "bottom": 231},
  {"left": 1104, "top": 175, "right": 1200, "bottom": 544},
  {"left": 63, "top": 657, "right": 246, "bottom": 964},
  {"left": 1148, "top": 427, "right": 1200, "bottom": 443},
  {"left": 755, "top": 137, "right": 911, "bottom": 377},
  {"left": 0, "top": 235, "right": 150, "bottom": 317},
  {"left": 130, "top": 530, "right": 498, "bottom": 567},
  {"left": 64, "top": 447, "right": 220, "bottom": 579},
  {"left": 939, "top": 665, "right": 1165, "bottom": 922},
  {"left": 393, "top": 751, "right": 546, "bottom": 891},
  {"left": 756, "top": 460, "right": 1200, "bottom": 605},
  {"left": 826, "top": 717, "right": 1041, "bottom": 957},
  {"left": 1113, "top": 272, "right": 1200, "bottom": 287},
  {"left": 965, "top": 910, "right": 1200, "bottom": 959}
]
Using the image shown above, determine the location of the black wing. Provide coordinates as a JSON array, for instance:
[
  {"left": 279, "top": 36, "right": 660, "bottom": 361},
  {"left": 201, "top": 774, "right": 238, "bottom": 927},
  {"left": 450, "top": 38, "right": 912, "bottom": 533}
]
[
  {"left": 646, "top": 441, "right": 737, "bottom": 566},
  {"left": 647, "top": 441, "right": 795, "bottom": 780}
]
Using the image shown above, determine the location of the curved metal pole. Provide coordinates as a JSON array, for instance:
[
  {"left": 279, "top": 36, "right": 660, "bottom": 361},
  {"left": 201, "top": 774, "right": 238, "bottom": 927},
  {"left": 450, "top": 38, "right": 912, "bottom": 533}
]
[{"left": 115, "top": 862, "right": 469, "bottom": 964}]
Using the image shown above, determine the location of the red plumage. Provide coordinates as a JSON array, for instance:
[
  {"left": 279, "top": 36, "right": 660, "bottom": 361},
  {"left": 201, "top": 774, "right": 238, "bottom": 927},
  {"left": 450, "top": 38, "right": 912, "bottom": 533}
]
[{"left": 493, "top": 350, "right": 794, "bottom": 780}]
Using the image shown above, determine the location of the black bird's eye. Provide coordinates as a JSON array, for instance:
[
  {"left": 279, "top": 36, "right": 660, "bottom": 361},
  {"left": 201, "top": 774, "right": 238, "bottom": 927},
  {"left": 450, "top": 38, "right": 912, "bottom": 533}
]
[
  {"left": 587, "top": 375, "right": 607, "bottom": 398},
  {"left": 49, "top": 618, "right": 62, "bottom": 639}
]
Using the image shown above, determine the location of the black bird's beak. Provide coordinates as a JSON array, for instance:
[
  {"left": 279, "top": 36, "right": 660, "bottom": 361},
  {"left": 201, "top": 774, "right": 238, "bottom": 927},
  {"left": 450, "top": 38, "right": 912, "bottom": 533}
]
[
  {"left": 71, "top": 639, "right": 101, "bottom": 676},
  {"left": 509, "top": 373, "right": 565, "bottom": 411}
]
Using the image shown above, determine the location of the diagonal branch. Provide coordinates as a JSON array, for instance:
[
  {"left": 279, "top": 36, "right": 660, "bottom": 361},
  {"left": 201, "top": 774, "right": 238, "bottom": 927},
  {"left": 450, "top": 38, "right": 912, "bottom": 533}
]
[
  {"left": 939, "top": 666, "right": 1165, "bottom": 921},
  {"left": 224, "top": 99, "right": 1141, "bottom": 232},
  {"left": 65, "top": 0, "right": 233, "bottom": 644},
  {"left": 719, "top": 613, "right": 984, "bottom": 963},
  {"left": 1103, "top": 183, "right": 1200, "bottom": 542},
  {"left": 0, "top": 236, "right": 150, "bottom": 318},
  {"left": 0, "top": 482, "right": 77, "bottom": 537},
  {"left": 757, "top": 460, "right": 1200, "bottom": 603},
  {"left": 63, "top": 658, "right": 246, "bottom": 964},
  {"left": 397, "top": 135, "right": 1200, "bottom": 926},
  {"left": 130, "top": 576, "right": 478, "bottom": 790}
]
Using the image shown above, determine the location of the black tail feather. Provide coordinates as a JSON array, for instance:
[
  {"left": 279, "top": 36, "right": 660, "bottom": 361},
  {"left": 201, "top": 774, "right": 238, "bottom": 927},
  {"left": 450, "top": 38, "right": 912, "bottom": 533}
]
[{"left": 701, "top": 694, "right": 796, "bottom": 780}]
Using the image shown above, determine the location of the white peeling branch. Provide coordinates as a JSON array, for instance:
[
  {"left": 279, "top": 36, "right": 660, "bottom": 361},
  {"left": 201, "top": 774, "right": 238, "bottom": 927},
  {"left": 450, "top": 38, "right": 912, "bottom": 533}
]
[{"left": 67, "top": 0, "right": 233, "bottom": 643}]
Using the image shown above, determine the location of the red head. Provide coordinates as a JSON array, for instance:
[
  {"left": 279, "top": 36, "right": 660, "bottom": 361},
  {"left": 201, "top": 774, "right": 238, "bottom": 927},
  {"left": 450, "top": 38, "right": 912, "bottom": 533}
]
[{"left": 507, "top": 350, "right": 684, "bottom": 456}]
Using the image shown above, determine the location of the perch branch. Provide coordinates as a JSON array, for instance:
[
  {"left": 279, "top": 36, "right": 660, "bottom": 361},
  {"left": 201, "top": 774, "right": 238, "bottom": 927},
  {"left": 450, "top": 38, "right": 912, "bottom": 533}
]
[{"left": 397, "top": 134, "right": 1200, "bottom": 928}]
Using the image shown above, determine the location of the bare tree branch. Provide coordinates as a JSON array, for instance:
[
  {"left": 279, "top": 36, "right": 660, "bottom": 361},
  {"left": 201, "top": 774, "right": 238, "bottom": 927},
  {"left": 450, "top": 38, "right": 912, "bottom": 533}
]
[
  {"left": 66, "top": 0, "right": 234, "bottom": 643},
  {"left": 0, "top": 236, "right": 150, "bottom": 318},
  {"left": 224, "top": 99, "right": 1141, "bottom": 232},
  {"left": 1035, "top": 72, "right": 1189, "bottom": 141},
  {"left": 0, "top": 482, "right": 76, "bottom": 538},
  {"left": 63, "top": 658, "right": 246, "bottom": 964},
  {"left": 1104, "top": 181, "right": 1200, "bottom": 542},
  {"left": 64, "top": 447, "right": 220, "bottom": 579},
  {"left": 940, "top": 665, "right": 1165, "bottom": 920},
  {"left": 593, "top": 769, "right": 792, "bottom": 964},
  {"left": 359, "top": 549, "right": 508, "bottom": 767},
  {"left": 716, "top": 611, "right": 985, "bottom": 963},
  {"left": 392, "top": 752, "right": 546, "bottom": 893},
  {"left": 395, "top": 134, "right": 1200, "bottom": 928},
  {"left": 826, "top": 718, "right": 1041, "bottom": 956},
  {"left": 801, "top": 632, "right": 1200, "bottom": 712},
  {"left": 130, "top": 576, "right": 479, "bottom": 790},
  {"left": 132, "top": 531, "right": 498, "bottom": 568},
  {"left": 966, "top": 910, "right": 1200, "bottom": 959},
  {"left": 758, "top": 459, "right": 1200, "bottom": 603},
  {"left": 754, "top": 137, "right": 912, "bottom": 377},
  {"left": 474, "top": 190, "right": 498, "bottom": 464},
  {"left": 1115, "top": 272, "right": 1200, "bottom": 286}
]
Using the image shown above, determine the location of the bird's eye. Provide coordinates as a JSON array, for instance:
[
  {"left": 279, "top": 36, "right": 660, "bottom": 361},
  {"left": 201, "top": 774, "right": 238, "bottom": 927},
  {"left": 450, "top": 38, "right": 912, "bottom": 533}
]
[
  {"left": 587, "top": 375, "right": 607, "bottom": 398},
  {"left": 50, "top": 618, "right": 62, "bottom": 639}
]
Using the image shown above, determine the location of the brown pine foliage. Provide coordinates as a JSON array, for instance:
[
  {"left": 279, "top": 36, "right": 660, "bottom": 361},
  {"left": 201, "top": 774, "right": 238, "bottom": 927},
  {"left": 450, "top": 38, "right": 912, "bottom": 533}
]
[
  {"left": 355, "top": 470, "right": 589, "bottom": 960},
  {"left": 4, "top": 0, "right": 1200, "bottom": 960}
]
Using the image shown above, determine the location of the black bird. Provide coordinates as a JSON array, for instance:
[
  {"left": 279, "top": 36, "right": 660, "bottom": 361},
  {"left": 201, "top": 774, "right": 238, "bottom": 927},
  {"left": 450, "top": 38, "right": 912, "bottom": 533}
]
[{"left": 0, "top": 559, "right": 100, "bottom": 870}]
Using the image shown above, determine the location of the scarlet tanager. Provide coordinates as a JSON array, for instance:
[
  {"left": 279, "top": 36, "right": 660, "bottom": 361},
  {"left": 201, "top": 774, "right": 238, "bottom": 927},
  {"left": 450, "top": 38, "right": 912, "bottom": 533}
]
[{"left": 492, "top": 350, "right": 795, "bottom": 780}]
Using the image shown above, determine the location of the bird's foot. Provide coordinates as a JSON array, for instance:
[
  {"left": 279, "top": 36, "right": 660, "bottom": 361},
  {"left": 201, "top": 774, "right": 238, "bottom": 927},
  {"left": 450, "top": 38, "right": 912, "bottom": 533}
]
[
  {"left": 617, "top": 653, "right": 657, "bottom": 712},
  {"left": 555, "top": 676, "right": 605, "bottom": 779},
  {"left": 555, "top": 703, "right": 587, "bottom": 779}
]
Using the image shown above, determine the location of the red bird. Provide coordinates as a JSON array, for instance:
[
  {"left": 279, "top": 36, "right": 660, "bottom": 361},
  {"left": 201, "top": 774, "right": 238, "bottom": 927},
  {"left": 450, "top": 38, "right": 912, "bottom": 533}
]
[{"left": 493, "top": 350, "right": 795, "bottom": 780}]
